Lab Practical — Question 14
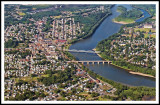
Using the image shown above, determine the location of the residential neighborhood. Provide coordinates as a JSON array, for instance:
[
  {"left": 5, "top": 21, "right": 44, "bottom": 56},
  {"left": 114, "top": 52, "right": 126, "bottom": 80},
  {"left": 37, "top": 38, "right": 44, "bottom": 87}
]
[
  {"left": 110, "top": 21, "right": 156, "bottom": 70},
  {"left": 3, "top": 3, "right": 157, "bottom": 102}
]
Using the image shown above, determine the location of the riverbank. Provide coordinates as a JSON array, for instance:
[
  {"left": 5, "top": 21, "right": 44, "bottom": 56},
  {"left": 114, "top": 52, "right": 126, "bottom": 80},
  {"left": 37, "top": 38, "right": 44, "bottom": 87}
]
[
  {"left": 129, "top": 71, "right": 155, "bottom": 78},
  {"left": 112, "top": 5, "right": 146, "bottom": 25},
  {"left": 69, "top": 12, "right": 112, "bottom": 44},
  {"left": 111, "top": 62, "right": 155, "bottom": 79},
  {"left": 112, "top": 18, "right": 134, "bottom": 24},
  {"left": 93, "top": 48, "right": 155, "bottom": 79},
  {"left": 112, "top": 14, "right": 145, "bottom": 24},
  {"left": 131, "top": 5, "right": 153, "bottom": 17},
  {"left": 69, "top": 4, "right": 155, "bottom": 87}
]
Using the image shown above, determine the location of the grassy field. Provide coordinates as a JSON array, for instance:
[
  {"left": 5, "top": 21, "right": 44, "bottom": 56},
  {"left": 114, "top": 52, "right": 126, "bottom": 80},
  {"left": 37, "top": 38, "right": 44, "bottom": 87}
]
[
  {"left": 113, "top": 18, "right": 135, "bottom": 24},
  {"left": 18, "top": 12, "right": 26, "bottom": 16},
  {"left": 134, "top": 28, "right": 156, "bottom": 38},
  {"left": 144, "top": 33, "right": 156, "bottom": 38},
  {"left": 134, "top": 28, "right": 155, "bottom": 33},
  {"left": 14, "top": 74, "right": 49, "bottom": 83},
  {"left": 79, "top": 91, "right": 89, "bottom": 96},
  {"left": 114, "top": 17, "right": 135, "bottom": 24},
  {"left": 54, "top": 15, "right": 62, "bottom": 19},
  {"left": 98, "top": 96, "right": 111, "bottom": 101}
]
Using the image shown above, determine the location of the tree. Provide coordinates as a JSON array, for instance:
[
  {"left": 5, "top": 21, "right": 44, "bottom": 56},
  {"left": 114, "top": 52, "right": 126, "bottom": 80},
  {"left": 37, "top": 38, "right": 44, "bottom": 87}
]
[
  {"left": 5, "top": 38, "right": 19, "bottom": 48},
  {"left": 60, "top": 91, "right": 66, "bottom": 97},
  {"left": 54, "top": 89, "right": 60, "bottom": 94},
  {"left": 91, "top": 92, "right": 99, "bottom": 97}
]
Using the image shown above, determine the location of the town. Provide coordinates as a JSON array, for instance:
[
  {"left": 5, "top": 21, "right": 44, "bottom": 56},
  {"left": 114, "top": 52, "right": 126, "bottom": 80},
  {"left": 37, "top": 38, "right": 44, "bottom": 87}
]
[
  {"left": 3, "top": 3, "right": 157, "bottom": 102},
  {"left": 110, "top": 21, "right": 156, "bottom": 69},
  {"left": 4, "top": 4, "right": 117, "bottom": 101}
]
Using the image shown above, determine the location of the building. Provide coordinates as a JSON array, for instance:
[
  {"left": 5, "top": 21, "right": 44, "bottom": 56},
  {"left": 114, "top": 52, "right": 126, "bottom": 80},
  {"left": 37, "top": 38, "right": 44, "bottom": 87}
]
[{"left": 144, "top": 24, "right": 153, "bottom": 28}]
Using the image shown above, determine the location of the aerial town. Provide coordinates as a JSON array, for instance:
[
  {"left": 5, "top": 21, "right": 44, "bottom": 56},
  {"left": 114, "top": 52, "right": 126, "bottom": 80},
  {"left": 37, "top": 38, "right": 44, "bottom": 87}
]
[{"left": 3, "top": 3, "right": 157, "bottom": 102}]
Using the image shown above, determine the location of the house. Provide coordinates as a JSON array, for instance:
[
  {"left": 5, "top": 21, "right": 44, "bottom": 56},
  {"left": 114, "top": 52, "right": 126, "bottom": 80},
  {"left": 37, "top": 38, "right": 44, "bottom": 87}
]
[
  {"left": 144, "top": 24, "right": 153, "bottom": 28},
  {"left": 82, "top": 13, "right": 88, "bottom": 17}
]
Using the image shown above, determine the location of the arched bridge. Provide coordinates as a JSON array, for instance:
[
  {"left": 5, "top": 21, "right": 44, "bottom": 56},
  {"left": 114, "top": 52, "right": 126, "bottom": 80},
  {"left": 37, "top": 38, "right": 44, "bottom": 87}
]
[{"left": 67, "top": 60, "right": 112, "bottom": 64}]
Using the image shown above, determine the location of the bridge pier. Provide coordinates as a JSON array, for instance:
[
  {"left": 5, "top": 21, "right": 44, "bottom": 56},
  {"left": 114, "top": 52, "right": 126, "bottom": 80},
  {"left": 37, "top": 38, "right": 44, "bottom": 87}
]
[
  {"left": 66, "top": 61, "right": 111, "bottom": 65},
  {"left": 92, "top": 62, "right": 94, "bottom": 65}
]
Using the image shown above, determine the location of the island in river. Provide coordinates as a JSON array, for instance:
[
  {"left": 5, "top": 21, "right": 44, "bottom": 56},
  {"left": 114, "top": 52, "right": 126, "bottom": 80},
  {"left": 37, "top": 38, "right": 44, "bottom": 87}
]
[{"left": 112, "top": 5, "right": 143, "bottom": 24}]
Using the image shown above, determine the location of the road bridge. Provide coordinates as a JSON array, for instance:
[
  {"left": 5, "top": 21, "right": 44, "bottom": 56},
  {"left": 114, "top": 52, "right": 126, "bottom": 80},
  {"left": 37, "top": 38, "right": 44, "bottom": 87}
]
[{"left": 64, "top": 49, "right": 101, "bottom": 53}]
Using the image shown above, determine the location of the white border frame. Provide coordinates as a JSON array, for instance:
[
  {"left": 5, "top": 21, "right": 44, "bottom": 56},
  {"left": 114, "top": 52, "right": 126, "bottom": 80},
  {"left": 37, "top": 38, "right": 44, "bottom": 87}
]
[{"left": 1, "top": 1, "right": 159, "bottom": 104}]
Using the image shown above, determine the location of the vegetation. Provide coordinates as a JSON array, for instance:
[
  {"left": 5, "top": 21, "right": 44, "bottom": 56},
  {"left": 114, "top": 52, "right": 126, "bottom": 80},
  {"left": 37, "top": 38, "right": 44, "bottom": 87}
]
[
  {"left": 15, "top": 80, "right": 28, "bottom": 86},
  {"left": 68, "top": 5, "right": 113, "bottom": 44},
  {"left": 18, "top": 12, "right": 26, "bottom": 16},
  {"left": 42, "top": 17, "right": 53, "bottom": 32},
  {"left": 132, "top": 4, "right": 156, "bottom": 17},
  {"left": 31, "top": 10, "right": 61, "bottom": 20},
  {"left": 63, "top": 51, "right": 76, "bottom": 60},
  {"left": 96, "top": 17, "right": 156, "bottom": 76},
  {"left": 86, "top": 69, "right": 155, "bottom": 101},
  {"left": 96, "top": 32, "right": 155, "bottom": 76},
  {"left": 70, "top": 11, "right": 112, "bottom": 44},
  {"left": 4, "top": 5, "right": 18, "bottom": 27},
  {"left": 5, "top": 49, "right": 19, "bottom": 54},
  {"left": 38, "top": 64, "right": 76, "bottom": 86},
  {"left": 116, "top": 6, "right": 127, "bottom": 13},
  {"left": 8, "top": 90, "right": 46, "bottom": 101},
  {"left": 5, "top": 38, "right": 19, "bottom": 48},
  {"left": 4, "top": 4, "right": 156, "bottom": 101},
  {"left": 19, "top": 50, "right": 32, "bottom": 58},
  {"left": 114, "top": 6, "right": 143, "bottom": 23},
  {"left": 19, "top": 4, "right": 54, "bottom": 12}
]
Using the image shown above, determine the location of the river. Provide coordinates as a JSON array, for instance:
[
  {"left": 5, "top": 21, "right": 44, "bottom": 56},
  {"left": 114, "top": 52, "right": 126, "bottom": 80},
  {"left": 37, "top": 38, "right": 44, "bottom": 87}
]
[{"left": 69, "top": 4, "right": 155, "bottom": 87}]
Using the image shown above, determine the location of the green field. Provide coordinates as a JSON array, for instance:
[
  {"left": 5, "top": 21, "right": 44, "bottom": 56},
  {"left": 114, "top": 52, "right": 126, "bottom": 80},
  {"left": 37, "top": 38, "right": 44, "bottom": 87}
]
[
  {"left": 98, "top": 96, "right": 111, "bottom": 101},
  {"left": 144, "top": 33, "right": 156, "bottom": 38},
  {"left": 134, "top": 28, "right": 155, "bottom": 33},
  {"left": 134, "top": 28, "right": 156, "bottom": 38},
  {"left": 114, "top": 17, "right": 135, "bottom": 24},
  {"left": 18, "top": 12, "right": 26, "bottom": 16}
]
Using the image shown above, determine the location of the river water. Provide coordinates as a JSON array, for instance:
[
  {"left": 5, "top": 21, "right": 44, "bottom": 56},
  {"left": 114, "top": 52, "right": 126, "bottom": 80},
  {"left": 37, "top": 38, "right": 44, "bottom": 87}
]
[{"left": 69, "top": 4, "right": 155, "bottom": 87}]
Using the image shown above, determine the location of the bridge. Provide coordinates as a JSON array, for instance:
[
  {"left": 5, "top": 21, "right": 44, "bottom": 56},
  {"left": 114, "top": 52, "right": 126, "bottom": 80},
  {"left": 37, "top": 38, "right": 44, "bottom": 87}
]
[
  {"left": 64, "top": 49, "right": 101, "bottom": 53},
  {"left": 67, "top": 60, "right": 112, "bottom": 65}
]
